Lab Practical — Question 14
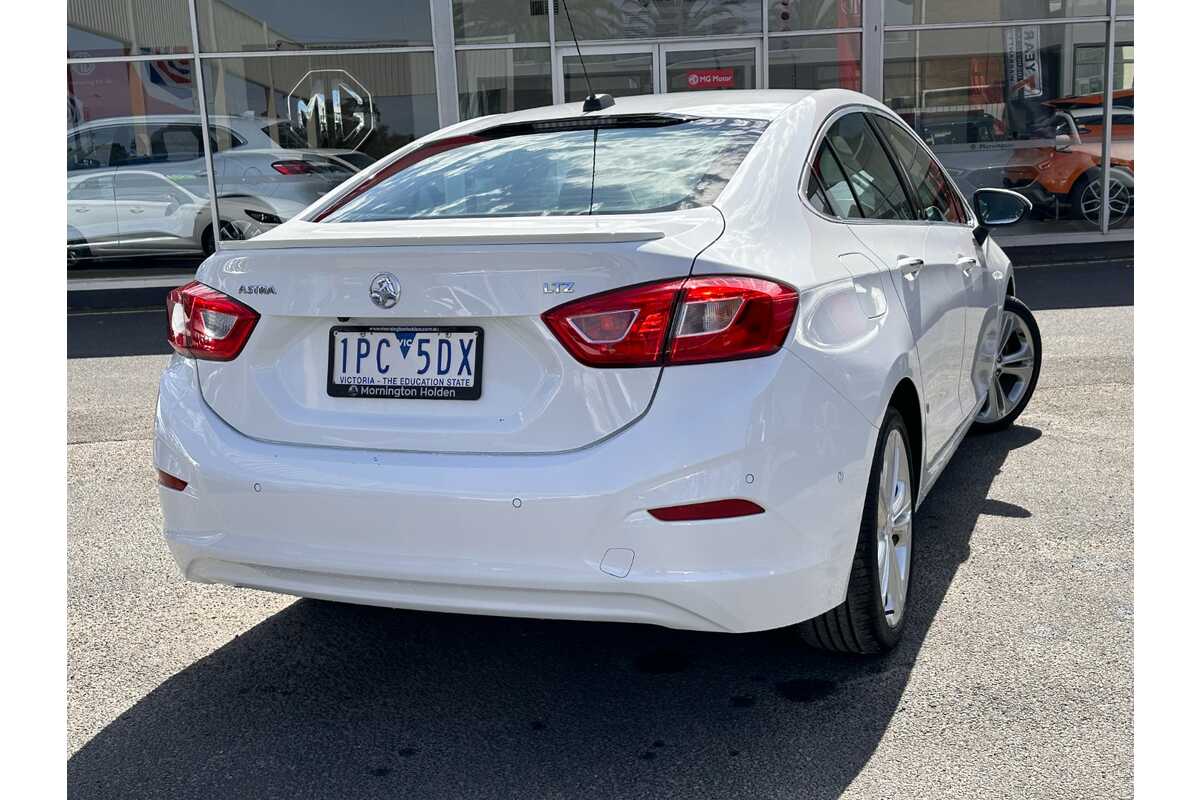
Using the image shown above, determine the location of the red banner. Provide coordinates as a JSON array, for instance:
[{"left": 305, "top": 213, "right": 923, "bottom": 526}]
[{"left": 686, "top": 68, "right": 735, "bottom": 90}]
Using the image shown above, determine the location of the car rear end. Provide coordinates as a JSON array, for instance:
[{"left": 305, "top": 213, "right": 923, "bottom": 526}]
[{"left": 154, "top": 105, "right": 875, "bottom": 632}]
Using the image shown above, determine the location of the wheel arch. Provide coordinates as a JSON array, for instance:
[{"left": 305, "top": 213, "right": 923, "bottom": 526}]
[{"left": 886, "top": 377, "right": 923, "bottom": 503}]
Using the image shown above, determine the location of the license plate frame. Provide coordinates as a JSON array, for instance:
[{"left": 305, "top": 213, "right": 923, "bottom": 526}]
[{"left": 326, "top": 325, "right": 484, "bottom": 401}]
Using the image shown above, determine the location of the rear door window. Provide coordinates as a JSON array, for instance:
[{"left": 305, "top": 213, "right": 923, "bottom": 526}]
[
  {"left": 874, "top": 116, "right": 967, "bottom": 224},
  {"left": 318, "top": 117, "right": 767, "bottom": 222},
  {"left": 824, "top": 113, "right": 915, "bottom": 221}
]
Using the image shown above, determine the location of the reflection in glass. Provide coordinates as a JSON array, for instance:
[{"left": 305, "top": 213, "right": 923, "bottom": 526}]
[
  {"left": 453, "top": 0, "right": 549, "bottom": 44},
  {"left": 196, "top": 0, "right": 432, "bottom": 52},
  {"left": 554, "top": 0, "right": 761, "bottom": 40},
  {"left": 66, "top": 62, "right": 211, "bottom": 268},
  {"left": 321, "top": 118, "right": 767, "bottom": 222},
  {"left": 663, "top": 48, "right": 756, "bottom": 93},
  {"left": 68, "top": 0, "right": 192, "bottom": 58},
  {"left": 1105, "top": 22, "right": 1134, "bottom": 229},
  {"left": 204, "top": 53, "right": 439, "bottom": 239},
  {"left": 769, "top": 0, "right": 862, "bottom": 33},
  {"left": 769, "top": 34, "right": 862, "bottom": 90},
  {"left": 457, "top": 49, "right": 552, "bottom": 119},
  {"left": 563, "top": 52, "right": 655, "bottom": 102},
  {"left": 884, "top": 0, "right": 1108, "bottom": 27},
  {"left": 884, "top": 22, "right": 1119, "bottom": 235}
]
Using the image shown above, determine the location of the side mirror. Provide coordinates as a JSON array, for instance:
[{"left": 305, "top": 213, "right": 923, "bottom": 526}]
[{"left": 972, "top": 188, "right": 1032, "bottom": 244}]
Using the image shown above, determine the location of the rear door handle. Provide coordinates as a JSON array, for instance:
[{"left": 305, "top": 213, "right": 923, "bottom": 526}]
[
  {"left": 897, "top": 256, "right": 924, "bottom": 280},
  {"left": 129, "top": 207, "right": 144, "bottom": 214},
  {"left": 956, "top": 256, "right": 979, "bottom": 276}
]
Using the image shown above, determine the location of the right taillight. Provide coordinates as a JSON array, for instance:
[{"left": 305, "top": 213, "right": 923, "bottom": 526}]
[
  {"left": 166, "top": 281, "right": 259, "bottom": 361},
  {"left": 271, "top": 159, "right": 317, "bottom": 175},
  {"left": 542, "top": 276, "right": 798, "bottom": 368}
]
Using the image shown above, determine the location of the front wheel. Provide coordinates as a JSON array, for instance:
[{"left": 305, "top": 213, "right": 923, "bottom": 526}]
[
  {"left": 972, "top": 295, "right": 1042, "bottom": 434},
  {"left": 796, "top": 408, "right": 914, "bottom": 654}
]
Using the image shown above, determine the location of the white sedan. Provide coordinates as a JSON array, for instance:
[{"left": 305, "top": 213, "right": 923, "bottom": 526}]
[{"left": 155, "top": 90, "right": 1041, "bottom": 654}]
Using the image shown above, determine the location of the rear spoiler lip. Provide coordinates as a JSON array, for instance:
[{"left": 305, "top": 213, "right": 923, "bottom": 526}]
[{"left": 219, "top": 230, "right": 667, "bottom": 249}]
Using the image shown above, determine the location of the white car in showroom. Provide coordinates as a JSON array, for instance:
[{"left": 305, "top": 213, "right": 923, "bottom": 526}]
[
  {"left": 156, "top": 90, "right": 1041, "bottom": 654},
  {"left": 67, "top": 169, "right": 305, "bottom": 264}
]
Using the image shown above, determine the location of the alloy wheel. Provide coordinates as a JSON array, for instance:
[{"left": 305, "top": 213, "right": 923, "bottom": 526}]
[
  {"left": 1080, "top": 176, "right": 1132, "bottom": 227},
  {"left": 876, "top": 428, "right": 912, "bottom": 628},
  {"left": 976, "top": 309, "right": 1037, "bottom": 424}
]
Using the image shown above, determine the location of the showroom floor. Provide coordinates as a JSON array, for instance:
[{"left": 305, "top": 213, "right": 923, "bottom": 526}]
[{"left": 66, "top": 261, "right": 1133, "bottom": 799}]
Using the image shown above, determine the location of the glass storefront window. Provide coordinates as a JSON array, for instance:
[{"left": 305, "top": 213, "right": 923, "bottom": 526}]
[
  {"left": 68, "top": 0, "right": 192, "bottom": 59},
  {"left": 769, "top": 0, "right": 863, "bottom": 33},
  {"left": 1106, "top": 21, "right": 1133, "bottom": 230},
  {"left": 885, "top": 22, "right": 1116, "bottom": 235},
  {"left": 555, "top": 0, "right": 762, "bottom": 40},
  {"left": 1117, "top": 0, "right": 1133, "bottom": 13},
  {"left": 769, "top": 34, "right": 862, "bottom": 90},
  {"left": 563, "top": 52, "right": 655, "bottom": 103},
  {"left": 457, "top": 48, "right": 553, "bottom": 119},
  {"left": 663, "top": 48, "right": 757, "bottom": 93},
  {"left": 196, "top": 0, "right": 432, "bottom": 52},
  {"left": 203, "top": 52, "right": 439, "bottom": 240},
  {"left": 454, "top": 0, "right": 550, "bottom": 44},
  {"left": 885, "top": 1, "right": 1109, "bottom": 27},
  {"left": 67, "top": 62, "right": 210, "bottom": 269}
]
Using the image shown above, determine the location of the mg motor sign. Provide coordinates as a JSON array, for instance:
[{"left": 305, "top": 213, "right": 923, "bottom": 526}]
[
  {"left": 686, "top": 68, "right": 735, "bottom": 89},
  {"left": 287, "top": 69, "right": 376, "bottom": 150}
]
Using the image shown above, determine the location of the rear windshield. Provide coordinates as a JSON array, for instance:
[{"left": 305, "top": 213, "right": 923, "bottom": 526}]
[{"left": 318, "top": 116, "right": 766, "bottom": 222}]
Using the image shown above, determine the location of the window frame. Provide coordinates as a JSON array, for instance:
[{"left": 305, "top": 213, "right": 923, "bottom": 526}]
[
  {"left": 867, "top": 113, "right": 967, "bottom": 226},
  {"left": 800, "top": 104, "right": 976, "bottom": 229}
]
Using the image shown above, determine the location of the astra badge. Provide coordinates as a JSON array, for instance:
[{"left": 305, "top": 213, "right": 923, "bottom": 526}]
[{"left": 369, "top": 273, "right": 401, "bottom": 309}]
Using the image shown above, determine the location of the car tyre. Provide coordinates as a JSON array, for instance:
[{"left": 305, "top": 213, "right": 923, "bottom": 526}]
[
  {"left": 1070, "top": 167, "right": 1132, "bottom": 228},
  {"left": 971, "top": 295, "right": 1041, "bottom": 434},
  {"left": 796, "top": 408, "right": 914, "bottom": 655},
  {"left": 68, "top": 229, "right": 91, "bottom": 270}
]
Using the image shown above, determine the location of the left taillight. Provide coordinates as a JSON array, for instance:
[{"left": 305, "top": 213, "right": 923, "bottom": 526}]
[
  {"left": 166, "top": 281, "right": 259, "bottom": 361},
  {"left": 542, "top": 276, "right": 798, "bottom": 368}
]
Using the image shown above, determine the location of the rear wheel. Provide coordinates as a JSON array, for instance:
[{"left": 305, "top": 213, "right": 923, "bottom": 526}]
[
  {"left": 797, "top": 408, "right": 914, "bottom": 654},
  {"left": 1070, "top": 167, "right": 1132, "bottom": 228},
  {"left": 972, "top": 295, "right": 1041, "bottom": 433}
]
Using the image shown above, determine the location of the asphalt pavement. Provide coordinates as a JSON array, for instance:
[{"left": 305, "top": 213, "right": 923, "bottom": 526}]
[{"left": 66, "top": 260, "right": 1133, "bottom": 799}]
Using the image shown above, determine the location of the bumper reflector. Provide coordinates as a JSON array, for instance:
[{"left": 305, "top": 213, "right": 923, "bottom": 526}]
[
  {"left": 156, "top": 469, "right": 188, "bottom": 492},
  {"left": 648, "top": 499, "right": 764, "bottom": 522}
]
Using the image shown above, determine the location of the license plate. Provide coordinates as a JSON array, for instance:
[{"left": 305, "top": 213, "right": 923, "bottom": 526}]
[{"left": 327, "top": 325, "right": 484, "bottom": 401}]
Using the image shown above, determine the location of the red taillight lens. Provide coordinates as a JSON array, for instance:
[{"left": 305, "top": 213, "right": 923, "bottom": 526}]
[
  {"left": 542, "top": 276, "right": 797, "bottom": 368},
  {"left": 166, "top": 281, "right": 259, "bottom": 361},
  {"left": 648, "top": 499, "right": 765, "bottom": 522},
  {"left": 668, "top": 276, "right": 799, "bottom": 364},
  {"left": 271, "top": 159, "right": 317, "bottom": 175},
  {"left": 542, "top": 279, "right": 684, "bottom": 367}
]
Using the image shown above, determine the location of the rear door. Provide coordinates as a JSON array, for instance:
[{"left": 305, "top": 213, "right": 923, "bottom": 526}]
[
  {"left": 813, "top": 111, "right": 966, "bottom": 461},
  {"left": 113, "top": 172, "right": 194, "bottom": 253},
  {"left": 873, "top": 115, "right": 991, "bottom": 420}
]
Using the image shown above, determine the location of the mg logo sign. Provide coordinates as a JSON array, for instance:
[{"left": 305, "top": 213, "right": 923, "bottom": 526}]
[{"left": 287, "top": 69, "right": 376, "bottom": 150}]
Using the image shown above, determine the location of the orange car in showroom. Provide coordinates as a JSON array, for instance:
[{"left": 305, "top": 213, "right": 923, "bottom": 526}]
[{"left": 1004, "top": 89, "right": 1133, "bottom": 228}]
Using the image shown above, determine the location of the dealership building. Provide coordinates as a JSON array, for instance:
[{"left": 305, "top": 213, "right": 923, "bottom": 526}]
[{"left": 67, "top": 0, "right": 1134, "bottom": 279}]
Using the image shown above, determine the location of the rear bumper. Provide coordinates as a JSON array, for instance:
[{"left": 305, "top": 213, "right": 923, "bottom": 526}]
[{"left": 155, "top": 352, "right": 876, "bottom": 633}]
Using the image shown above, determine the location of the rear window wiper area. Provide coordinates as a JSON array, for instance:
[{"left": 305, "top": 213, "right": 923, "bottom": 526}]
[{"left": 311, "top": 116, "right": 768, "bottom": 223}]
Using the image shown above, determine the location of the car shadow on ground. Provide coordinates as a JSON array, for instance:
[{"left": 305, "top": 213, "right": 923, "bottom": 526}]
[{"left": 68, "top": 425, "right": 1041, "bottom": 800}]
